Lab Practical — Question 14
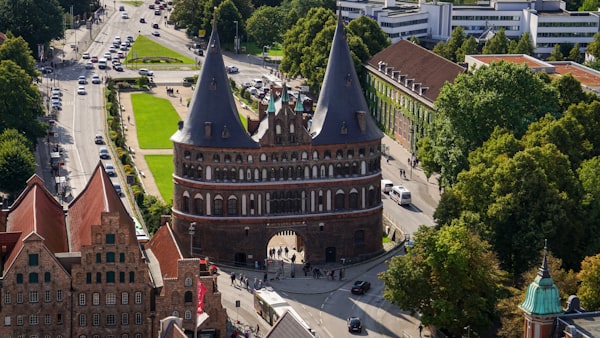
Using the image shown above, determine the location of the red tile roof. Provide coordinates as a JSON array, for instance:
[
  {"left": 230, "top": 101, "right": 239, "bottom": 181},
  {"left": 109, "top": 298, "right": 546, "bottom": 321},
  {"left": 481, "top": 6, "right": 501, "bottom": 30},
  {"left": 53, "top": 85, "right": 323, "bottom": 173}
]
[
  {"left": 367, "top": 40, "right": 466, "bottom": 102},
  {"left": 3, "top": 175, "right": 67, "bottom": 271},
  {"left": 145, "top": 223, "right": 183, "bottom": 279},
  {"left": 67, "top": 162, "right": 135, "bottom": 252},
  {"left": 471, "top": 55, "right": 547, "bottom": 68},
  {"left": 552, "top": 63, "right": 600, "bottom": 87}
]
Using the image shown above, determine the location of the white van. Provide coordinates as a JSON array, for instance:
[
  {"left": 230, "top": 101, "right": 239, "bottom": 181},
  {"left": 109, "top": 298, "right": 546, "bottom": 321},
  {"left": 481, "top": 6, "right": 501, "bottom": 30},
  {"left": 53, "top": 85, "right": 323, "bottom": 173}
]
[
  {"left": 98, "top": 58, "right": 108, "bottom": 69},
  {"left": 253, "top": 79, "right": 263, "bottom": 88},
  {"left": 381, "top": 179, "right": 394, "bottom": 194},
  {"left": 390, "top": 186, "right": 411, "bottom": 205}
]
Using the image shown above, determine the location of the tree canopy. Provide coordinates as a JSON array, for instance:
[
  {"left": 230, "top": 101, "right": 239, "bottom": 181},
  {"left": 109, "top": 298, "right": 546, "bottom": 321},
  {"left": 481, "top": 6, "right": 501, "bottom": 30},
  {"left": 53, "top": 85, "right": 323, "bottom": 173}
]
[
  {"left": 482, "top": 28, "right": 509, "bottom": 54},
  {"left": 0, "top": 35, "right": 38, "bottom": 78},
  {"left": 0, "top": 129, "right": 36, "bottom": 198},
  {"left": 246, "top": 5, "right": 286, "bottom": 48},
  {"left": 0, "top": 0, "right": 64, "bottom": 58},
  {"left": 379, "top": 224, "right": 502, "bottom": 337}
]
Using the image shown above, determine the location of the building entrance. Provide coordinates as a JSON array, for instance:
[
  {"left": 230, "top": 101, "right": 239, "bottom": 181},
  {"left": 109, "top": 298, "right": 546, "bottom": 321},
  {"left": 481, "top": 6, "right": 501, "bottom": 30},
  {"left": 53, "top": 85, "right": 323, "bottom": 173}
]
[{"left": 266, "top": 231, "right": 305, "bottom": 280}]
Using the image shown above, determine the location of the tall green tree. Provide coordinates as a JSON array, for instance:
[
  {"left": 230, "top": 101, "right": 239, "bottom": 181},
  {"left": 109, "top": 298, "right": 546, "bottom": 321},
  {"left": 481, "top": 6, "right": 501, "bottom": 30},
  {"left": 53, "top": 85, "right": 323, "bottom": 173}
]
[
  {"left": 508, "top": 32, "right": 535, "bottom": 55},
  {"left": 0, "top": 35, "right": 38, "bottom": 78},
  {"left": 170, "top": 0, "right": 205, "bottom": 36},
  {"left": 548, "top": 44, "right": 564, "bottom": 61},
  {"left": 0, "top": 134, "right": 36, "bottom": 198},
  {"left": 579, "top": 0, "right": 598, "bottom": 11},
  {"left": 246, "top": 5, "right": 285, "bottom": 47},
  {"left": 578, "top": 254, "right": 600, "bottom": 310},
  {"left": 455, "top": 36, "right": 479, "bottom": 62},
  {"left": 482, "top": 28, "right": 509, "bottom": 54},
  {"left": 0, "top": 60, "right": 47, "bottom": 142},
  {"left": 550, "top": 73, "right": 589, "bottom": 111},
  {"left": 346, "top": 15, "right": 390, "bottom": 56},
  {"left": 0, "top": 0, "right": 64, "bottom": 58},
  {"left": 446, "top": 26, "right": 466, "bottom": 62},
  {"left": 379, "top": 224, "right": 503, "bottom": 337},
  {"left": 586, "top": 32, "right": 600, "bottom": 58},
  {"left": 424, "top": 62, "right": 560, "bottom": 186},
  {"left": 432, "top": 41, "right": 451, "bottom": 60},
  {"left": 568, "top": 43, "right": 583, "bottom": 62},
  {"left": 215, "top": 0, "right": 245, "bottom": 49}
]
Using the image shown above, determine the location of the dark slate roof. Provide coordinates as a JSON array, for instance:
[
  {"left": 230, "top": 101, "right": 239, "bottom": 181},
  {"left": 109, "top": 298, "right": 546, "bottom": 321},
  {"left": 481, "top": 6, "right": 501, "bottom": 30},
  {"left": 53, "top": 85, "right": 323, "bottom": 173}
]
[
  {"left": 367, "top": 40, "right": 466, "bottom": 102},
  {"left": 170, "top": 21, "right": 258, "bottom": 149},
  {"left": 309, "top": 13, "right": 382, "bottom": 145},
  {"left": 265, "top": 310, "right": 314, "bottom": 338}
]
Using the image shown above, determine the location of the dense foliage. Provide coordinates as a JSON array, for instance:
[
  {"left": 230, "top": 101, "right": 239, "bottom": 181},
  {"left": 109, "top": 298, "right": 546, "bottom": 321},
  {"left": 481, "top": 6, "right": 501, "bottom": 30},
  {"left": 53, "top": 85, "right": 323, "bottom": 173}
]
[{"left": 0, "top": 129, "right": 36, "bottom": 198}]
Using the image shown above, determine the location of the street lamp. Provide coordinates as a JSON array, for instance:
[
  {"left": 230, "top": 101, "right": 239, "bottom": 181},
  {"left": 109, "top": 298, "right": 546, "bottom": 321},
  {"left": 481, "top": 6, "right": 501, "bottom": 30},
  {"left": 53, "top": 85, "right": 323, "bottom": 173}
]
[
  {"left": 263, "top": 45, "right": 269, "bottom": 68},
  {"left": 234, "top": 20, "right": 238, "bottom": 54},
  {"left": 189, "top": 222, "right": 196, "bottom": 257}
]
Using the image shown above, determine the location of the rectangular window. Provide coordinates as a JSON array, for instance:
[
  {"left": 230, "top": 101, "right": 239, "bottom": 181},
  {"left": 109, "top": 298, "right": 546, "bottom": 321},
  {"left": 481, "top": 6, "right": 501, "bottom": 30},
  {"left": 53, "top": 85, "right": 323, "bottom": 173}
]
[
  {"left": 135, "top": 292, "right": 142, "bottom": 304},
  {"left": 16, "top": 315, "right": 23, "bottom": 326},
  {"left": 96, "top": 272, "right": 102, "bottom": 283},
  {"left": 16, "top": 292, "right": 23, "bottom": 304},
  {"left": 4, "top": 291, "right": 10, "bottom": 304},
  {"left": 16, "top": 273, "right": 23, "bottom": 284},
  {"left": 79, "top": 293, "right": 86, "bottom": 306},
  {"left": 119, "top": 271, "right": 125, "bottom": 283},
  {"left": 44, "top": 272, "right": 51, "bottom": 282},
  {"left": 106, "top": 314, "right": 116, "bottom": 326},
  {"left": 106, "top": 252, "right": 115, "bottom": 263},
  {"left": 45, "top": 290, "right": 51, "bottom": 302},
  {"left": 57, "top": 313, "right": 63, "bottom": 324},
  {"left": 106, "top": 234, "right": 115, "bottom": 244},
  {"left": 106, "top": 271, "right": 115, "bottom": 283},
  {"left": 121, "top": 313, "right": 128, "bottom": 325},
  {"left": 29, "top": 273, "right": 38, "bottom": 283},
  {"left": 28, "top": 254, "right": 39, "bottom": 266},
  {"left": 96, "top": 253, "right": 101, "bottom": 263},
  {"left": 56, "top": 290, "right": 63, "bottom": 302},
  {"left": 106, "top": 293, "right": 116, "bottom": 305},
  {"left": 93, "top": 313, "right": 100, "bottom": 326},
  {"left": 4, "top": 316, "right": 10, "bottom": 326},
  {"left": 29, "top": 291, "right": 39, "bottom": 303},
  {"left": 93, "top": 293, "right": 99, "bottom": 306},
  {"left": 79, "top": 314, "right": 86, "bottom": 327},
  {"left": 86, "top": 272, "right": 92, "bottom": 284},
  {"left": 44, "top": 314, "right": 51, "bottom": 325},
  {"left": 119, "top": 253, "right": 125, "bottom": 262},
  {"left": 121, "top": 292, "right": 128, "bottom": 305},
  {"left": 29, "top": 314, "right": 38, "bottom": 325},
  {"left": 135, "top": 312, "right": 142, "bottom": 325}
]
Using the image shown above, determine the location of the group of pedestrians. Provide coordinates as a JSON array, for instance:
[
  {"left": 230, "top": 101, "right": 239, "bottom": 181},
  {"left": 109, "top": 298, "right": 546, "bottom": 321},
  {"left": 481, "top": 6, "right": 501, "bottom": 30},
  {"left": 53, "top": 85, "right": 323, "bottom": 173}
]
[
  {"left": 230, "top": 271, "right": 264, "bottom": 292},
  {"left": 267, "top": 246, "right": 290, "bottom": 260}
]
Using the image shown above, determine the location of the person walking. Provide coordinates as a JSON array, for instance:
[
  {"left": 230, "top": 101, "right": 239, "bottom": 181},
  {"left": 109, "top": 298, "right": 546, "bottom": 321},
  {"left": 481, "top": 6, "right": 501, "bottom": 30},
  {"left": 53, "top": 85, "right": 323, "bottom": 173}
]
[{"left": 230, "top": 272, "right": 236, "bottom": 285}]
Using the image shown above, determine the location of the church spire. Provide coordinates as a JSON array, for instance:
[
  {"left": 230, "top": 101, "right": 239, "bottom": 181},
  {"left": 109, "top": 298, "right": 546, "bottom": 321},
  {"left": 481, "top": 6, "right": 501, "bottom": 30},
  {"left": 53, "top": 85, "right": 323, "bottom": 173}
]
[
  {"left": 170, "top": 11, "right": 258, "bottom": 149},
  {"left": 308, "top": 6, "right": 382, "bottom": 145}
]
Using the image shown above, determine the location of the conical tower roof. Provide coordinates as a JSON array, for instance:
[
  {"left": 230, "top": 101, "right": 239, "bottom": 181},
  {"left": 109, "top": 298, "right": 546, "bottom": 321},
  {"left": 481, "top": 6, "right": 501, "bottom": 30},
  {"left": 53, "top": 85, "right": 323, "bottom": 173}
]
[
  {"left": 519, "top": 241, "right": 563, "bottom": 316},
  {"left": 309, "top": 10, "right": 382, "bottom": 145},
  {"left": 171, "top": 18, "right": 258, "bottom": 149}
]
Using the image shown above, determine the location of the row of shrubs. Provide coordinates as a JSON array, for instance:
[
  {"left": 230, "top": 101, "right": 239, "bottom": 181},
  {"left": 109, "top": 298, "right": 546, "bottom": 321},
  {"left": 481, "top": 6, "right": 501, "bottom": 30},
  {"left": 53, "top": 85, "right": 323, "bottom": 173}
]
[
  {"left": 129, "top": 56, "right": 183, "bottom": 64},
  {"left": 104, "top": 78, "right": 171, "bottom": 236}
]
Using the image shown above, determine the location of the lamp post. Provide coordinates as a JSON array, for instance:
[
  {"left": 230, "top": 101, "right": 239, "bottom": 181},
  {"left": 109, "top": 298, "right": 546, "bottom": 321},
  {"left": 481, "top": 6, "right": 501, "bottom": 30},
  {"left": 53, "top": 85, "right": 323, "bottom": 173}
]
[
  {"left": 189, "top": 222, "right": 196, "bottom": 257},
  {"left": 464, "top": 325, "right": 471, "bottom": 338},
  {"left": 263, "top": 45, "right": 269, "bottom": 68},
  {"left": 409, "top": 124, "right": 414, "bottom": 179},
  {"left": 234, "top": 20, "right": 238, "bottom": 54}
]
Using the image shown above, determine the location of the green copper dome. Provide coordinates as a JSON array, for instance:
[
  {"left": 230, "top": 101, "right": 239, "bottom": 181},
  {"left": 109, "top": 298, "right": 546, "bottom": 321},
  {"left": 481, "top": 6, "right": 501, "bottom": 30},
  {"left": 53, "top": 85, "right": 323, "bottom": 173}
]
[{"left": 519, "top": 253, "right": 563, "bottom": 316}]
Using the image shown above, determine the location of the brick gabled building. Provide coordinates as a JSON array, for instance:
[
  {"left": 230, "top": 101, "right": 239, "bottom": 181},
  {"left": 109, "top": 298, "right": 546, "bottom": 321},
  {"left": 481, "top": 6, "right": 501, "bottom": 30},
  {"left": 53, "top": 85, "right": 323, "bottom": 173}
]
[
  {"left": 170, "top": 11, "right": 384, "bottom": 266},
  {"left": 0, "top": 163, "right": 225, "bottom": 337}
]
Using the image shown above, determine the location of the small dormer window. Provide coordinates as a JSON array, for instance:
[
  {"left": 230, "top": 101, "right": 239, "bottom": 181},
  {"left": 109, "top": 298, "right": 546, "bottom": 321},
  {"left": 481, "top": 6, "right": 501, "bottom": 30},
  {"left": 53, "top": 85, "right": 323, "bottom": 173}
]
[
  {"left": 340, "top": 121, "right": 348, "bottom": 135},
  {"left": 222, "top": 125, "right": 230, "bottom": 138},
  {"left": 356, "top": 111, "right": 366, "bottom": 133},
  {"left": 210, "top": 77, "right": 217, "bottom": 91},
  {"left": 184, "top": 151, "right": 191, "bottom": 159},
  {"left": 204, "top": 122, "right": 212, "bottom": 137},
  {"left": 346, "top": 73, "right": 352, "bottom": 86}
]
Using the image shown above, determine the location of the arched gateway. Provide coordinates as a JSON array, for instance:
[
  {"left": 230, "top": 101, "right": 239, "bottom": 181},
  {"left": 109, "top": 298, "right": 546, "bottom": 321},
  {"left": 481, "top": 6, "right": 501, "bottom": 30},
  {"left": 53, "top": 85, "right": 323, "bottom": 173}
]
[{"left": 170, "top": 10, "right": 384, "bottom": 266}]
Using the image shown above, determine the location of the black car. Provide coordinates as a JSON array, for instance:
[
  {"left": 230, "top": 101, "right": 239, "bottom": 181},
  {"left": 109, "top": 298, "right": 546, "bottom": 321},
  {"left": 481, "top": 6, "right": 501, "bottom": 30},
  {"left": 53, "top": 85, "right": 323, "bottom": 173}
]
[
  {"left": 152, "top": 23, "right": 159, "bottom": 29},
  {"left": 351, "top": 280, "right": 371, "bottom": 295},
  {"left": 139, "top": 17, "right": 146, "bottom": 23},
  {"left": 347, "top": 317, "right": 362, "bottom": 333}
]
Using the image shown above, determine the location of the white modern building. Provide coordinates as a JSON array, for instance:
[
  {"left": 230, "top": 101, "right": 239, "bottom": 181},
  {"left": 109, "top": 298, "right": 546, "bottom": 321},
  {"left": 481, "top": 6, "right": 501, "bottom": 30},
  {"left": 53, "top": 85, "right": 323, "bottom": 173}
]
[{"left": 340, "top": 0, "right": 600, "bottom": 55}]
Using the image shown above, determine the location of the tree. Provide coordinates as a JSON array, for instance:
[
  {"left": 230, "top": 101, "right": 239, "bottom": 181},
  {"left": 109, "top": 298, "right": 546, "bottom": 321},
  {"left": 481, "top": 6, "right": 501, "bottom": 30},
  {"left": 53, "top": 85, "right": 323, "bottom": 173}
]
[
  {"left": 139, "top": 195, "right": 172, "bottom": 235},
  {"left": 426, "top": 61, "right": 560, "bottom": 186},
  {"left": 215, "top": 0, "right": 244, "bottom": 50},
  {"left": 169, "top": 0, "right": 204, "bottom": 36},
  {"left": 0, "top": 135, "right": 36, "bottom": 198},
  {"left": 379, "top": 224, "right": 503, "bottom": 336},
  {"left": 551, "top": 73, "right": 588, "bottom": 110},
  {"left": 509, "top": 32, "right": 535, "bottom": 55},
  {"left": 578, "top": 254, "right": 600, "bottom": 310},
  {"left": 586, "top": 32, "right": 600, "bottom": 58},
  {"left": 347, "top": 15, "right": 390, "bottom": 56},
  {"left": 568, "top": 43, "right": 583, "bottom": 62},
  {"left": 0, "top": 60, "right": 47, "bottom": 142},
  {"left": 0, "top": 0, "right": 64, "bottom": 58},
  {"left": 455, "top": 36, "right": 479, "bottom": 62},
  {"left": 409, "top": 35, "right": 421, "bottom": 45},
  {"left": 548, "top": 44, "right": 564, "bottom": 61},
  {"left": 0, "top": 35, "right": 38, "bottom": 78},
  {"left": 432, "top": 41, "right": 451, "bottom": 60},
  {"left": 246, "top": 5, "right": 286, "bottom": 47},
  {"left": 446, "top": 26, "right": 466, "bottom": 62},
  {"left": 580, "top": 0, "right": 598, "bottom": 11},
  {"left": 482, "top": 28, "right": 509, "bottom": 54}
]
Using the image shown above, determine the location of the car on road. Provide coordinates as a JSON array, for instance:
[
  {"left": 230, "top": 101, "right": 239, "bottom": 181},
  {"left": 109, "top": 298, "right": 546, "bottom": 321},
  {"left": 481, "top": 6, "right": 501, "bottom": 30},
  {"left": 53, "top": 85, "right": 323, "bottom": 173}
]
[
  {"left": 105, "top": 164, "right": 117, "bottom": 177},
  {"left": 347, "top": 317, "right": 362, "bottom": 333},
  {"left": 117, "top": 51, "right": 125, "bottom": 58},
  {"left": 51, "top": 87, "right": 62, "bottom": 96},
  {"left": 109, "top": 46, "right": 117, "bottom": 53},
  {"left": 91, "top": 56, "right": 98, "bottom": 63},
  {"left": 40, "top": 66, "right": 53, "bottom": 74},
  {"left": 226, "top": 65, "right": 239, "bottom": 74},
  {"left": 152, "top": 23, "right": 159, "bottom": 29},
  {"left": 113, "top": 63, "right": 123, "bottom": 71},
  {"left": 138, "top": 68, "right": 154, "bottom": 76},
  {"left": 98, "top": 147, "right": 110, "bottom": 159},
  {"left": 113, "top": 183, "right": 123, "bottom": 196},
  {"left": 91, "top": 74, "right": 101, "bottom": 84},
  {"left": 51, "top": 100, "right": 62, "bottom": 110},
  {"left": 82, "top": 52, "right": 90, "bottom": 59},
  {"left": 51, "top": 93, "right": 61, "bottom": 101},
  {"left": 154, "top": 10, "right": 160, "bottom": 15},
  {"left": 119, "top": 5, "right": 125, "bottom": 11},
  {"left": 121, "top": 12, "right": 129, "bottom": 19},
  {"left": 149, "top": 4, "right": 155, "bottom": 9},
  {"left": 94, "top": 134, "right": 104, "bottom": 144},
  {"left": 126, "top": 35, "right": 134, "bottom": 42},
  {"left": 351, "top": 280, "right": 371, "bottom": 295},
  {"left": 152, "top": 31, "right": 160, "bottom": 36},
  {"left": 139, "top": 17, "right": 146, "bottom": 23},
  {"left": 78, "top": 75, "right": 87, "bottom": 84},
  {"left": 120, "top": 43, "right": 128, "bottom": 51},
  {"left": 104, "top": 52, "right": 112, "bottom": 59},
  {"left": 85, "top": 61, "right": 94, "bottom": 69},
  {"left": 77, "top": 86, "right": 86, "bottom": 95}
]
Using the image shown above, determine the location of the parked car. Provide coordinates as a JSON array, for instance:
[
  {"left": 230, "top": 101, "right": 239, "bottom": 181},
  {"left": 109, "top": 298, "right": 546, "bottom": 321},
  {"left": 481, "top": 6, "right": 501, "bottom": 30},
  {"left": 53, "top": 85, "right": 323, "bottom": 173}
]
[
  {"left": 154, "top": 10, "right": 160, "bottom": 15},
  {"left": 85, "top": 61, "right": 94, "bottom": 69},
  {"left": 226, "top": 65, "right": 239, "bottom": 74},
  {"left": 347, "top": 317, "right": 362, "bottom": 333},
  {"left": 351, "top": 280, "right": 371, "bottom": 295},
  {"left": 82, "top": 52, "right": 90, "bottom": 59},
  {"left": 119, "top": 5, "right": 125, "bottom": 11},
  {"left": 121, "top": 12, "right": 129, "bottom": 19},
  {"left": 105, "top": 164, "right": 117, "bottom": 176},
  {"left": 91, "top": 56, "right": 98, "bottom": 63},
  {"left": 98, "top": 147, "right": 110, "bottom": 159},
  {"left": 77, "top": 86, "right": 86, "bottom": 95},
  {"left": 40, "top": 66, "right": 53, "bottom": 74},
  {"left": 113, "top": 63, "right": 123, "bottom": 71},
  {"left": 94, "top": 134, "right": 104, "bottom": 144},
  {"left": 138, "top": 68, "right": 154, "bottom": 76},
  {"left": 51, "top": 87, "right": 62, "bottom": 96},
  {"left": 152, "top": 23, "right": 159, "bottom": 29},
  {"left": 139, "top": 17, "right": 146, "bottom": 23},
  {"left": 113, "top": 183, "right": 123, "bottom": 196},
  {"left": 152, "top": 30, "right": 160, "bottom": 36},
  {"left": 91, "top": 74, "right": 101, "bottom": 84},
  {"left": 117, "top": 51, "right": 125, "bottom": 58},
  {"left": 78, "top": 75, "right": 87, "bottom": 84}
]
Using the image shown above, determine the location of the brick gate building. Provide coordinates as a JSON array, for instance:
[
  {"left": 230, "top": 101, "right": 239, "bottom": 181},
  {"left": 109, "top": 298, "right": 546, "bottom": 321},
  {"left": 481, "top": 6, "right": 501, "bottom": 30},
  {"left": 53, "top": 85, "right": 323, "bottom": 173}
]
[{"left": 170, "top": 14, "right": 384, "bottom": 266}]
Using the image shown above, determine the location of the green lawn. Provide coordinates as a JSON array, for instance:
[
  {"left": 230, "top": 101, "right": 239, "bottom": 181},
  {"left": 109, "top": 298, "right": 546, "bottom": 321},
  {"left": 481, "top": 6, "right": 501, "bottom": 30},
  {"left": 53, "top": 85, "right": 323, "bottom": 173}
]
[
  {"left": 131, "top": 93, "right": 180, "bottom": 149},
  {"left": 127, "top": 35, "right": 196, "bottom": 64},
  {"left": 145, "top": 155, "right": 174, "bottom": 202}
]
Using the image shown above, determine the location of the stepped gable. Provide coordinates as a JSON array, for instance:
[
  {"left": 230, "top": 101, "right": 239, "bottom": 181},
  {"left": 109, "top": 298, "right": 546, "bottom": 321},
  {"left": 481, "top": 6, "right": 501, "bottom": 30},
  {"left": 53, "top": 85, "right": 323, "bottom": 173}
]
[
  {"left": 67, "top": 162, "right": 135, "bottom": 252},
  {"left": 367, "top": 40, "right": 466, "bottom": 102},
  {"left": 144, "top": 223, "right": 183, "bottom": 279},
  {"left": 170, "top": 18, "right": 258, "bottom": 149},
  {"left": 2, "top": 175, "right": 67, "bottom": 271},
  {"left": 309, "top": 10, "right": 383, "bottom": 145}
]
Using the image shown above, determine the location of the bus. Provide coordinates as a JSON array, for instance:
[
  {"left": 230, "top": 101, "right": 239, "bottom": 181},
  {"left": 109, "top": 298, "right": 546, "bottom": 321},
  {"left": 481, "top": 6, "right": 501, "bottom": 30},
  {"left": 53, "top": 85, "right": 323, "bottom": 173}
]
[
  {"left": 390, "top": 185, "right": 411, "bottom": 206},
  {"left": 254, "top": 288, "right": 311, "bottom": 330},
  {"left": 133, "top": 217, "right": 150, "bottom": 244}
]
